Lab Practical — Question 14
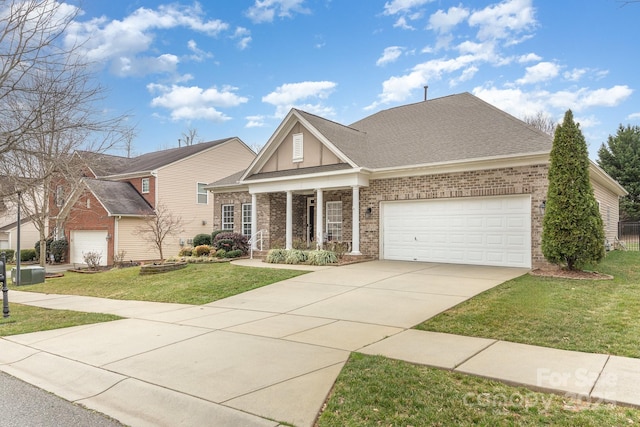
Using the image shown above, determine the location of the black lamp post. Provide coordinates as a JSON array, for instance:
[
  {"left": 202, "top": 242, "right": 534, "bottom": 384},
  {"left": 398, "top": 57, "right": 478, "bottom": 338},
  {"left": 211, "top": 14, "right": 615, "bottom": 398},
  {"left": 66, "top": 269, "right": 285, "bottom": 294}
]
[{"left": 1, "top": 252, "right": 8, "bottom": 318}]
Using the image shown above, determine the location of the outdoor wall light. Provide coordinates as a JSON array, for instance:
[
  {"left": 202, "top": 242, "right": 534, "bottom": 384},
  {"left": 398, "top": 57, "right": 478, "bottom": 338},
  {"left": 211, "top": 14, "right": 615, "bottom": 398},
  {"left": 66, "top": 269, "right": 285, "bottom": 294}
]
[
  {"left": 365, "top": 207, "right": 373, "bottom": 217},
  {"left": 105, "top": 233, "right": 112, "bottom": 240},
  {"left": 539, "top": 200, "right": 546, "bottom": 215}
]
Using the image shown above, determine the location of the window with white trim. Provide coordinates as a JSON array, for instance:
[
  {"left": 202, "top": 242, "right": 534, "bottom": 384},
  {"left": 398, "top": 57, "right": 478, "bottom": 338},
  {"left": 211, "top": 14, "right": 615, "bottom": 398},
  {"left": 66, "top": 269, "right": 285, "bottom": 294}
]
[
  {"left": 141, "top": 178, "right": 150, "bottom": 194},
  {"left": 326, "top": 201, "right": 342, "bottom": 241},
  {"left": 242, "top": 203, "right": 252, "bottom": 236},
  {"left": 292, "top": 133, "right": 303, "bottom": 163},
  {"left": 197, "top": 182, "right": 208, "bottom": 204},
  {"left": 222, "top": 204, "right": 234, "bottom": 230}
]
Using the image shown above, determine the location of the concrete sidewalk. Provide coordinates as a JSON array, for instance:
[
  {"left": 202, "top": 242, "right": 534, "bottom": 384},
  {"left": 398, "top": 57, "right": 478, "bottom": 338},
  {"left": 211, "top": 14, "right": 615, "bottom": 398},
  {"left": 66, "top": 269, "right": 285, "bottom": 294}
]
[{"left": 1, "top": 260, "right": 639, "bottom": 426}]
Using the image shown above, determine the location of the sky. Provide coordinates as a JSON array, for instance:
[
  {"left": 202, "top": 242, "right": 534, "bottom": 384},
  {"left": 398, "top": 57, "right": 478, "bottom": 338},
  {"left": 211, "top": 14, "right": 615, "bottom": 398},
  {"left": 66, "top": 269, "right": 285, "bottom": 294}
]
[{"left": 58, "top": 0, "right": 639, "bottom": 160}]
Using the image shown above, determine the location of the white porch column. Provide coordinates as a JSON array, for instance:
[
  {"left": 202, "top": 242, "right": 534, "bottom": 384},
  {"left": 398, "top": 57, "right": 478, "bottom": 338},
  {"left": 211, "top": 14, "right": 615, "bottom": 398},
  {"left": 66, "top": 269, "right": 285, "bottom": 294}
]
[
  {"left": 350, "top": 186, "right": 362, "bottom": 255},
  {"left": 251, "top": 193, "right": 258, "bottom": 250},
  {"left": 315, "top": 188, "right": 323, "bottom": 249},
  {"left": 285, "top": 190, "right": 293, "bottom": 250}
]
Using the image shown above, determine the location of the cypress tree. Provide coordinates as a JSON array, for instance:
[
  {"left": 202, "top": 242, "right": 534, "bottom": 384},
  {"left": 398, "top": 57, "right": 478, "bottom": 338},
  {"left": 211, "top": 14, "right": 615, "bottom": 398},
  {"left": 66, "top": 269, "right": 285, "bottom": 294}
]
[{"left": 542, "top": 110, "right": 605, "bottom": 270}]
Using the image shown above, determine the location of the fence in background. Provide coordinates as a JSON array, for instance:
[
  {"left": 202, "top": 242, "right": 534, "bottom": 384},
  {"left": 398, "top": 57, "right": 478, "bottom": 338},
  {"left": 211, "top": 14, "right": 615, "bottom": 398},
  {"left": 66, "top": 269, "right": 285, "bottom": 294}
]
[{"left": 618, "top": 222, "right": 640, "bottom": 251}]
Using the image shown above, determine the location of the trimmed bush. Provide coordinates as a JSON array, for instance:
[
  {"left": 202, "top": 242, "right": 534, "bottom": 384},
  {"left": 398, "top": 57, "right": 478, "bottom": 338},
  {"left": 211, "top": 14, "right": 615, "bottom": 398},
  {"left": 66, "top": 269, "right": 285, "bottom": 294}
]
[
  {"left": 178, "top": 247, "right": 193, "bottom": 256},
  {"left": 20, "top": 248, "right": 37, "bottom": 262},
  {"left": 224, "top": 249, "right": 242, "bottom": 258},
  {"left": 50, "top": 238, "right": 68, "bottom": 262},
  {"left": 308, "top": 250, "right": 338, "bottom": 265},
  {"left": 265, "top": 248, "right": 288, "bottom": 264},
  {"left": 213, "top": 232, "right": 249, "bottom": 255},
  {"left": 193, "top": 245, "right": 211, "bottom": 256},
  {"left": 285, "top": 249, "right": 308, "bottom": 264},
  {"left": 1, "top": 249, "right": 15, "bottom": 262},
  {"left": 34, "top": 238, "right": 53, "bottom": 260},
  {"left": 193, "top": 233, "right": 212, "bottom": 247},
  {"left": 215, "top": 249, "right": 226, "bottom": 258},
  {"left": 211, "top": 230, "right": 226, "bottom": 242}
]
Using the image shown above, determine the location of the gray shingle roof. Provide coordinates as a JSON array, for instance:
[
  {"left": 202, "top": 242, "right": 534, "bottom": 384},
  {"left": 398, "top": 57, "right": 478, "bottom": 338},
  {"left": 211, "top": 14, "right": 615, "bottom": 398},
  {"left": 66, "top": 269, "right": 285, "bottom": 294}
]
[
  {"left": 84, "top": 179, "right": 154, "bottom": 216},
  {"left": 347, "top": 92, "right": 552, "bottom": 168}
]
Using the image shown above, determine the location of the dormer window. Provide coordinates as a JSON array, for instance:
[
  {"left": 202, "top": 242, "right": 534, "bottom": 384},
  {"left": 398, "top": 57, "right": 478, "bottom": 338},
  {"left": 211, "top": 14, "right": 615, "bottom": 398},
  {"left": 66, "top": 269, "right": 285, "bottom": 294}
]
[
  {"left": 292, "top": 133, "right": 303, "bottom": 163},
  {"left": 141, "top": 178, "right": 150, "bottom": 194}
]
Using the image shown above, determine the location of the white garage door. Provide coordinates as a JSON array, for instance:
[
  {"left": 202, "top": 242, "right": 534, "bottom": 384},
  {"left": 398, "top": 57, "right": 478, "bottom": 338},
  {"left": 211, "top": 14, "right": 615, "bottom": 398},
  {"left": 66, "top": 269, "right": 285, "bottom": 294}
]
[
  {"left": 71, "top": 230, "right": 108, "bottom": 266},
  {"left": 382, "top": 195, "right": 531, "bottom": 268}
]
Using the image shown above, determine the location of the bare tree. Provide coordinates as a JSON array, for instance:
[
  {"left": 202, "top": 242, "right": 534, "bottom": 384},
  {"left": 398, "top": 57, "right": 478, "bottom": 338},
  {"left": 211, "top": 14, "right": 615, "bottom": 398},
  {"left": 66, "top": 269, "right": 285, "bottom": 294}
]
[
  {"left": 179, "top": 127, "right": 200, "bottom": 147},
  {"left": 134, "top": 204, "right": 184, "bottom": 262},
  {"left": 0, "top": 2, "right": 132, "bottom": 265},
  {"left": 523, "top": 111, "right": 557, "bottom": 136}
]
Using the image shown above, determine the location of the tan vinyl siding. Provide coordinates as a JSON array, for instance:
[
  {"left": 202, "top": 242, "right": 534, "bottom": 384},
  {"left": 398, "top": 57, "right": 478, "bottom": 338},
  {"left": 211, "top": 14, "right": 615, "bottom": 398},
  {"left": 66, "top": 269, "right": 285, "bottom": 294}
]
[
  {"left": 155, "top": 139, "right": 256, "bottom": 257},
  {"left": 259, "top": 122, "right": 341, "bottom": 173},
  {"left": 8, "top": 221, "right": 40, "bottom": 252},
  {"left": 592, "top": 179, "right": 620, "bottom": 244},
  {"left": 116, "top": 217, "right": 157, "bottom": 261}
]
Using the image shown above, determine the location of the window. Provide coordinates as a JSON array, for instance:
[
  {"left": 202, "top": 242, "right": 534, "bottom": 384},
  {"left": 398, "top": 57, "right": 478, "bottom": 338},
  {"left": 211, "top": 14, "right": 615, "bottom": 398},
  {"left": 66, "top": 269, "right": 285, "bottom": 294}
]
[
  {"left": 222, "top": 204, "right": 234, "bottom": 230},
  {"left": 292, "top": 133, "right": 303, "bottom": 162},
  {"left": 197, "top": 182, "right": 208, "bottom": 204},
  {"left": 242, "top": 203, "right": 252, "bottom": 236},
  {"left": 55, "top": 185, "right": 64, "bottom": 207},
  {"left": 326, "top": 201, "right": 342, "bottom": 241},
  {"left": 141, "top": 178, "right": 150, "bottom": 194}
]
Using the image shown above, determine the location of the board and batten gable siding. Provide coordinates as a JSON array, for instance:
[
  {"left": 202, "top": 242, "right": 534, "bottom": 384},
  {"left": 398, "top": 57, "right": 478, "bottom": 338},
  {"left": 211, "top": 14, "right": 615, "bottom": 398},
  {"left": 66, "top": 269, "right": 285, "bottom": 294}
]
[
  {"left": 156, "top": 139, "right": 256, "bottom": 258},
  {"left": 259, "top": 122, "right": 341, "bottom": 173},
  {"left": 591, "top": 178, "right": 620, "bottom": 244}
]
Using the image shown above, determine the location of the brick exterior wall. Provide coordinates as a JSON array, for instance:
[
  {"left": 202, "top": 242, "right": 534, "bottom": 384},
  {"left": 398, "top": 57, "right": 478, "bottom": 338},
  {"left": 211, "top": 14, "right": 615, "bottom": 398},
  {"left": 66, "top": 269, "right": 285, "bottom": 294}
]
[{"left": 214, "top": 164, "right": 551, "bottom": 266}]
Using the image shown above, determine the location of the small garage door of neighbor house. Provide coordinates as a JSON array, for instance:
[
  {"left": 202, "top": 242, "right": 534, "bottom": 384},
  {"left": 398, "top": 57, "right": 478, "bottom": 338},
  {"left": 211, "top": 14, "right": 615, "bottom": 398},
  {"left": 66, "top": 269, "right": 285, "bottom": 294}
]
[
  {"left": 71, "top": 230, "right": 108, "bottom": 266},
  {"left": 381, "top": 195, "right": 531, "bottom": 268}
]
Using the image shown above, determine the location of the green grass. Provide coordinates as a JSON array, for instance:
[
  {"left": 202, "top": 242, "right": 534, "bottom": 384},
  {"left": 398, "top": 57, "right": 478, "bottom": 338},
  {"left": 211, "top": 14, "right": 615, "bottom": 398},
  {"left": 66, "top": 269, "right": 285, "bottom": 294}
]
[
  {"left": 317, "top": 353, "right": 640, "bottom": 426},
  {"left": 417, "top": 250, "right": 640, "bottom": 357},
  {"left": 16, "top": 262, "right": 307, "bottom": 305},
  {"left": 0, "top": 303, "right": 120, "bottom": 337}
]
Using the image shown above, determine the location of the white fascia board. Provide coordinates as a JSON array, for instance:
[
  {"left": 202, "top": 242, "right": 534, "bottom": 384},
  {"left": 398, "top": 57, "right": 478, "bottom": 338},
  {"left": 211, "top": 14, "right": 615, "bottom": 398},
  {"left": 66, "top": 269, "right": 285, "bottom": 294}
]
[
  {"left": 247, "top": 169, "right": 370, "bottom": 194},
  {"left": 101, "top": 170, "right": 155, "bottom": 180},
  {"left": 589, "top": 160, "right": 628, "bottom": 196},
  {"left": 369, "top": 152, "right": 551, "bottom": 180}
]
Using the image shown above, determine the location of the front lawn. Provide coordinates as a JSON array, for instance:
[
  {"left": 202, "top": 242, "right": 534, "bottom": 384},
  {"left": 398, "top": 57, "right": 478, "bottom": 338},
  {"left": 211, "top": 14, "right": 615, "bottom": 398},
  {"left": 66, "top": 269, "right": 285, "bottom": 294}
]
[
  {"left": 317, "top": 353, "right": 640, "bottom": 426},
  {"left": 16, "top": 263, "right": 308, "bottom": 305},
  {"left": 0, "top": 303, "right": 120, "bottom": 336},
  {"left": 417, "top": 250, "right": 640, "bottom": 357}
]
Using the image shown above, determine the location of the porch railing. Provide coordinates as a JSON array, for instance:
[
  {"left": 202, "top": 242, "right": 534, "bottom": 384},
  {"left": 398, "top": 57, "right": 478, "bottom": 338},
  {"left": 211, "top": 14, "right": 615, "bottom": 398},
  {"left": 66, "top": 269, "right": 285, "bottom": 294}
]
[{"left": 248, "top": 229, "right": 267, "bottom": 259}]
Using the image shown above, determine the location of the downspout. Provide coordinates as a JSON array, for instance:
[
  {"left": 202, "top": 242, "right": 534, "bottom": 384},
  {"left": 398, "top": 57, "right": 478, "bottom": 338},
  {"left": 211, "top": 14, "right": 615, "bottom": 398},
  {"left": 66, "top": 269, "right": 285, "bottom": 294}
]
[{"left": 114, "top": 216, "right": 121, "bottom": 261}]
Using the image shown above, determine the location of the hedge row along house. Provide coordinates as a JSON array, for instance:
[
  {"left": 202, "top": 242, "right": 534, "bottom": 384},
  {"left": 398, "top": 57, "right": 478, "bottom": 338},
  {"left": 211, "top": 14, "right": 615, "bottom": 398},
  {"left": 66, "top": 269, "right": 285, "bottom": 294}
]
[
  {"left": 49, "top": 138, "right": 256, "bottom": 266},
  {"left": 207, "top": 93, "right": 626, "bottom": 269}
]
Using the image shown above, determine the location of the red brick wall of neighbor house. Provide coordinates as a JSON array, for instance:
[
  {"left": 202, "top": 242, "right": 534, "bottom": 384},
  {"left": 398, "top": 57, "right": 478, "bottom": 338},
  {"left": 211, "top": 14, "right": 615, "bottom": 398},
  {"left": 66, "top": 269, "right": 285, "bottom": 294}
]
[
  {"left": 62, "top": 189, "right": 115, "bottom": 265},
  {"left": 360, "top": 164, "right": 550, "bottom": 267},
  {"left": 128, "top": 176, "right": 156, "bottom": 207}
]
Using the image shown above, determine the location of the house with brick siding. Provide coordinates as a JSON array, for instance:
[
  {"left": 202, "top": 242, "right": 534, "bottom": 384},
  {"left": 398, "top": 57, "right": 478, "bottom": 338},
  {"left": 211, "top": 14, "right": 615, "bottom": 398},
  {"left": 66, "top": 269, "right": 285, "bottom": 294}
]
[
  {"left": 208, "top": 92, "right": 626, "bottom": 269},
  {"left": 52, "top": 138, "right": 256, "bottom": 266}
]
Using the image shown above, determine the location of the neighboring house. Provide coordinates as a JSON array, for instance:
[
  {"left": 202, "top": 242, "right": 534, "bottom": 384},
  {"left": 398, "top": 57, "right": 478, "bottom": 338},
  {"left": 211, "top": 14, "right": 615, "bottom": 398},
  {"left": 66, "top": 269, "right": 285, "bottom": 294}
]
[
  {"left": 0, "top": 178, "right": 41, "bottom": 255},
  {"left": 208, "top": 93, "right": 627, "bottom": 269},
  {"left": 52, "top": 138, "right": 256, "bottom": 266}
]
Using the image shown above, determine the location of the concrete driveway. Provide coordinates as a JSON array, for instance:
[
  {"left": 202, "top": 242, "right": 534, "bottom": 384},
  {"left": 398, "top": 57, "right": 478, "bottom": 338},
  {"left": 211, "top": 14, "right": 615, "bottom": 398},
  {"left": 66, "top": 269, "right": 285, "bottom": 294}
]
[{"left": 0, "top": 261, "right": 527, "bottom": 427}]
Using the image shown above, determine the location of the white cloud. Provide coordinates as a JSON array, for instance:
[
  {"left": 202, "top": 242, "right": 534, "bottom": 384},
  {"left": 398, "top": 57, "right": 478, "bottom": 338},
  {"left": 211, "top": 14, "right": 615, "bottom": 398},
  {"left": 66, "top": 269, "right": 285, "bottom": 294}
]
[
  {"left": 468, "top": 0, "right": 536, "bottom": 42},
  {"left": 65, "top": 3, "right": 229, "bottom": 76},
  {"left": 450, "top": 66, "right": 479, "bottom": 86},
  {"left": 263, "top": 81, "right": 337, "bottom": 117},
  {"left": 383, "top": 0, "right": 432, "bottom": 16},
  {"left": 393, "top": 16, "right": 415, "bottom": 30},
  {"left": 377, "top": 46, "right": 404, "bottom": 66},
  {"left": 147, "top": 83, "right": 248, "bottom": 122},
  {"left": 516, "top": 61, "right": 560, "bottom": 84},
  {"left": 186, "top": 40, "right": 213, "bottom": 61},
  {"left": 232, "top": 27, "right": 252, "bottom": 50},
  {"left": 627, "top": 112, "right": 640, "bottom": 120},
  {"left": 111, "top": 54, "right": 180, "bottom": 77},
  {"left": 518, "top": 53, "right": 541, "bottom": 63},
  {"left": 246, "top": 115, "right": 267, "bottom": 128},
  {"left": 428, "top": 6, "right": 470, "bottom": 34},
  {"left": 563, "top": 68, "right": 587, "bottom": 82},
  {"left": 246, "top": 0, "right": 310, "bottom": 23}
]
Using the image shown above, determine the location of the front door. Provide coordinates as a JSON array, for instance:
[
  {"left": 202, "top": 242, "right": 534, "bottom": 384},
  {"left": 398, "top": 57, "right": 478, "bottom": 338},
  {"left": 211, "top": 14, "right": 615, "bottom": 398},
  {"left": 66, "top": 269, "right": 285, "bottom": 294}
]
[{"left": 306, "top": 197, "right": 315, "bottom": 247}]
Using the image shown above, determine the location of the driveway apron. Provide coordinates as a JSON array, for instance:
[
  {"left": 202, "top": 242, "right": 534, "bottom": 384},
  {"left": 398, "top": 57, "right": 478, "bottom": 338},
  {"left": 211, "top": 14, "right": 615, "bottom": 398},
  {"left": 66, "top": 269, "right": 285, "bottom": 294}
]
[{"left": 0, "top": 261, "right": 526, "bottom": 426}]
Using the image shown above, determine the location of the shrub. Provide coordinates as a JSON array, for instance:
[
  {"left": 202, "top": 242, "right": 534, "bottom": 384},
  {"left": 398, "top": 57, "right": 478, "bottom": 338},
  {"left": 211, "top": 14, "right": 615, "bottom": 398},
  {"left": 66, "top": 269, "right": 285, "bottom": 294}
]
[
  {"left": 211, "top": 230, "right": 226, "bottom": 242},
  {"left": 224, "top": 249, "right": 242, "bottom": 258},
  {"left": 1, "top": 249, "right": 15, "bottom": 263},
  {"left": 193, "top": 233, "right": 212, "bottom": 247},
  {"left": 265, "top": 248, "right": 288, "bottom": 264},
  {"left": 113, "top": 250, "right": 128, "bottom": 267},
  {"left": 215, "top": 249, "right": 226, "bottom": 258},
  {"left": 20, "top": 249, "right": 36, "bottom": 262},
  {"left": 50, "top": 238, "right": 68, "bottom": 262},
  {"left": 308, "top": 250, "right": 337, "bottom": 265},
  {"left": 213, "top": 232, "right": 249, "bottom": 255},
  {"left": 83, "top": 251, "right": 102, "bottom": 270},
  {"left": 178, "top": 247, "right": 193, "bottom": 256},
  {"left": 326, "top": 241, "right": 349, "bottom": 259},
  {"left": 34, "top": 238, "right": 53, "bottom": 260},
  {"left": 193, "top": 245, "right": 211, "bottom": 256},
  {"left": 285, "top": 249, "right": 308, "bottom": 264},
  {"left": 292, "top": 238, "right": 308, "bottom": 250}
]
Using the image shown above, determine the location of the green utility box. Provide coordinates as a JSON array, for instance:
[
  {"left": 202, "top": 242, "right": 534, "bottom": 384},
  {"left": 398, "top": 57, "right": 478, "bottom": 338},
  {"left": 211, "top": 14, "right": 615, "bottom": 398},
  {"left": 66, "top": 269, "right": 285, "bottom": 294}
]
[{"left": 11, "top": 266, "right": 45, "bottom": 285}]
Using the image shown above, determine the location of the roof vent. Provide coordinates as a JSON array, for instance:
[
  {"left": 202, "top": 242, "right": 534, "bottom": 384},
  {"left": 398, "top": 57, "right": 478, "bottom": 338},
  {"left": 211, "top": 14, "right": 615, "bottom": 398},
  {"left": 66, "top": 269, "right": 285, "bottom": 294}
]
[{"left": 423, "top": 85, "right": 429, "bottom": 101}]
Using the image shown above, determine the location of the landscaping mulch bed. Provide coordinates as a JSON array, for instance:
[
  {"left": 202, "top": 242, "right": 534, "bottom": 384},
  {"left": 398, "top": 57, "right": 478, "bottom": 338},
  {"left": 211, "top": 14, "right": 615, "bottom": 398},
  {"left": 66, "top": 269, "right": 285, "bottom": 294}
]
[{"left": 529, "top": 268, "right": 613, "bottom": 280}]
